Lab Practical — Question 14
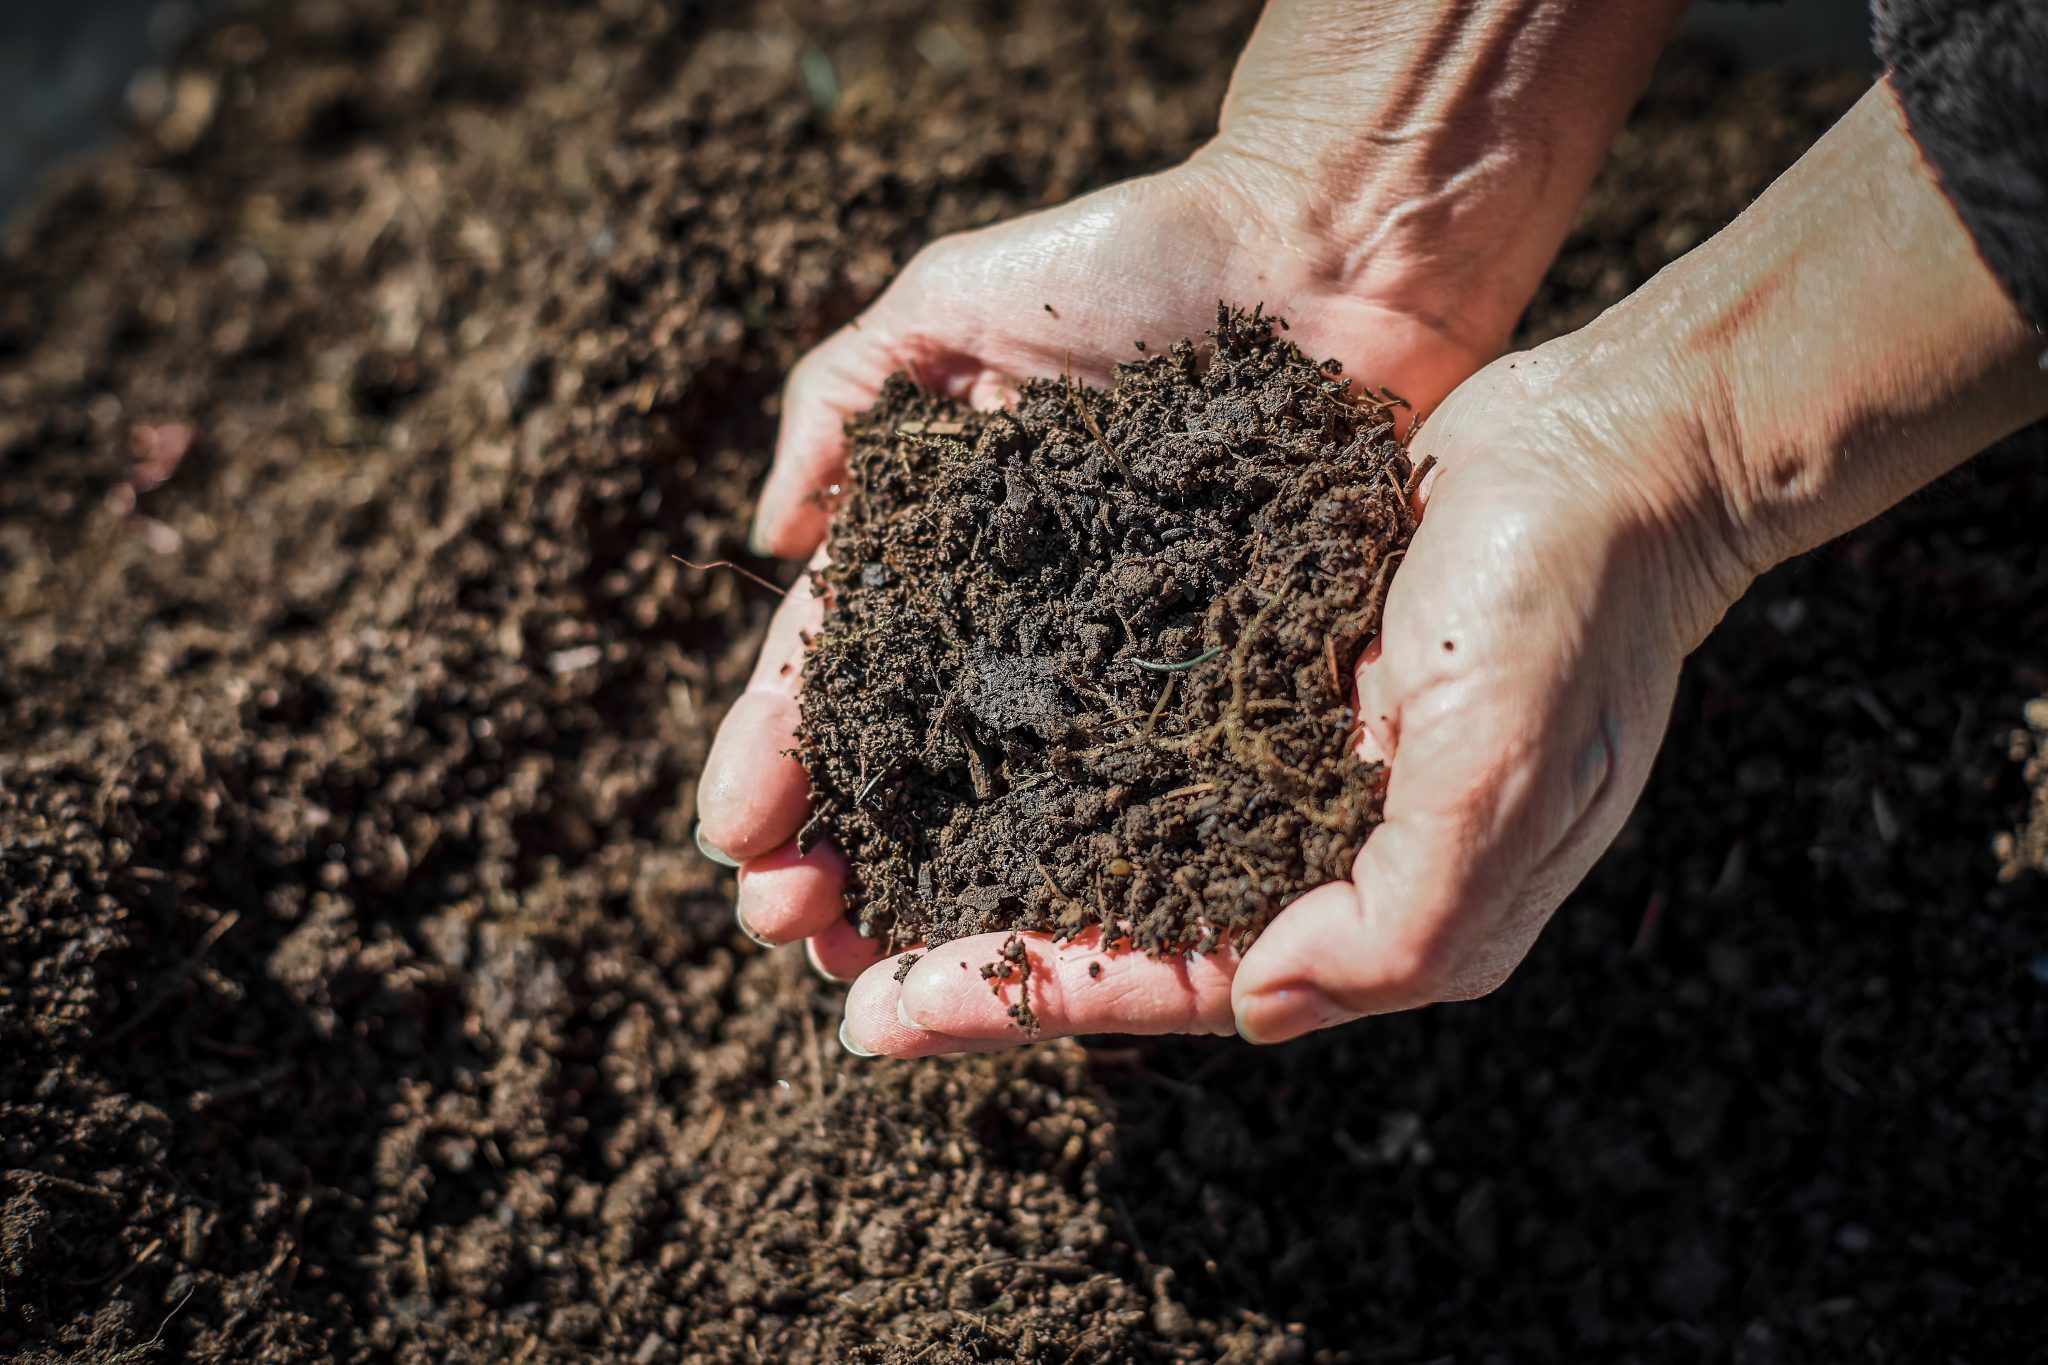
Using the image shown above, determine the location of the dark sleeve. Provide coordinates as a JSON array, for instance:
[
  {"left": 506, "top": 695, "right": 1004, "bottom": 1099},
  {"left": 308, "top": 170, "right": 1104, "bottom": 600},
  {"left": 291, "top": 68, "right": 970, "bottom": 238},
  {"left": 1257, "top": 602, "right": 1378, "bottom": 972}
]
[{"left": 1873, "top": 0, "right": 2048, "bottom": 333}]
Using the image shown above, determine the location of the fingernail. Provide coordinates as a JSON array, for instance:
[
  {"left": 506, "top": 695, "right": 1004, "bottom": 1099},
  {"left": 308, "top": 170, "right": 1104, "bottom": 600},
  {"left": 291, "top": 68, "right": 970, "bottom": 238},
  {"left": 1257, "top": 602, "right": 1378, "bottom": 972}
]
[
  {"left": 838, "top": 1020, "right": 879, "bottom": 1058},
  {"left": 695, "top": 821, "right": 741, "bottom": 869},
  {"left": 747, "top": 516, "right": 773, "bottom": 559},
  {"left": 896, "top": 995, "right": 926, "bottom": 1032},
  {"left": 1235, "top": 985, "right": 1348, "bottom": 1045},
  {"left": 734, "top": 901, "right": 774, "bottom": 949}
]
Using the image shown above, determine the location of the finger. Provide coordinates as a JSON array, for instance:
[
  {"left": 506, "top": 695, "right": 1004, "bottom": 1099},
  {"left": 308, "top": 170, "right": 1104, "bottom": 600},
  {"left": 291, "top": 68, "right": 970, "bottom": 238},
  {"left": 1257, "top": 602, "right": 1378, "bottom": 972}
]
[
  {"left": 1235, "top": 455, "right": 1584, "bottom": 1041},
  {"left": 805, "top": 913, "right": 890, "bottom": 984},
  {"left": 735, "top": 838, "right": 847, "bottom": 946},
  {"left": 896, "top": 928, "right": 1237, "bottom": 1042},
  {"left": 752, "top": 325, "right": 903, "bottom": 559},
  {"left": 838, "top": 954, "right": 1015, "bottom": 1059},
  {"left": 695, "top": 565, "right": 825, "bottom": 860}
]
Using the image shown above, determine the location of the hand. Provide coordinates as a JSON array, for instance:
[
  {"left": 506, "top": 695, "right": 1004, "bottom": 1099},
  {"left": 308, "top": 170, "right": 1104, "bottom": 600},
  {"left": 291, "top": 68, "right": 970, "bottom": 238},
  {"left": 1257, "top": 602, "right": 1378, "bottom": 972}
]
[
  {"left": 832, "top": 332, "right": 1749, "bottom": 1054},
  {"left": 697, "top": 308, "right": 1750, "bottom": 1055},
  {"left": 743, "top": 0, "right": 1697, "bottom": 561},
  {"left": 746, "top": 159, "right": 1503, "bottom": 560}
]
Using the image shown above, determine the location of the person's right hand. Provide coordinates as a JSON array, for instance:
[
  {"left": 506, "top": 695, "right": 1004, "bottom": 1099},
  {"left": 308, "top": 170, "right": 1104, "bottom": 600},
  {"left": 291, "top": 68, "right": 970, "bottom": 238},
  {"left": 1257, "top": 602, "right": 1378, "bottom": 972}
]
[
  {"left": 695, "top": 154, "right": 1517, "bottom": 987},
  {"left": 830, "top": 325, "right": 1756, "bottom": 1054}
]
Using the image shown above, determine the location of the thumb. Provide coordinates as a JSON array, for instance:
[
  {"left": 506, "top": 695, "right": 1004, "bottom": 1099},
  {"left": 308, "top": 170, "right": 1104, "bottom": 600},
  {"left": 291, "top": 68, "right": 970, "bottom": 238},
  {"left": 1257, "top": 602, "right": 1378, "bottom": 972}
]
[
  {"left": 751, "top": 324, "right": 902, "bottom": 559},
  {"left": 1229, "top": 818, "right": 1495, "bottom": 1044},
  {"left": 1230, "top": 658, "right": 1614, "bottom": 1042}
]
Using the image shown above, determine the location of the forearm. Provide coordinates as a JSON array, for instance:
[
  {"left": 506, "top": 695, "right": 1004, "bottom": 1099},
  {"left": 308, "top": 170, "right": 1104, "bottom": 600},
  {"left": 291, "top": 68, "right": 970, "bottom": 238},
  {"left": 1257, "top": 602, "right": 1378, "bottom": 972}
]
[
  {"left": 1584, "top": 82, "right": 2048, "bottom": 599},
  {"left": 1194, "top": 0, "right": 1689, "bottom": 355}
]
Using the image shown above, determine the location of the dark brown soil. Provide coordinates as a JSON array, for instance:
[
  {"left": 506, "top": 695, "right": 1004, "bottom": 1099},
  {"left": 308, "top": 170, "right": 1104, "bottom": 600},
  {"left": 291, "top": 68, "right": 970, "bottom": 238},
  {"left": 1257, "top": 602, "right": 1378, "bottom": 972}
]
[
  {"left": 801, "top": 310, "right": 1412, "bottom": 957},
  {"left": 2, "top": 2, "right": 2045, "bottom": 1362},
  {"left": 1997, "top": 701, "right": 2048, "bottom": 881}
]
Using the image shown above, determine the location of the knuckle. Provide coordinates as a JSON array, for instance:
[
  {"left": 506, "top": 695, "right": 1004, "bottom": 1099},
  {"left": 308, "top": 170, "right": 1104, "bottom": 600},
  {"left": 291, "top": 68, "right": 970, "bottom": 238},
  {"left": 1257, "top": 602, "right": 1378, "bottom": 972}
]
[
  {"left": 783, "top": 342, "right": 832, "bottom": 398},
  {"left": 1376, "top": 921, "right": 1461, "bottom": 1000}
]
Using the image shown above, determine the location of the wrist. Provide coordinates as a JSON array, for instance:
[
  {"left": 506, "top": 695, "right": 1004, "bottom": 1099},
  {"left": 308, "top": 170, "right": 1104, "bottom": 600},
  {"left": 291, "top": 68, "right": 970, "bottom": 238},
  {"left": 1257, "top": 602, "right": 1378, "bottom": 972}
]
[
  {"left": 1138, "top": 154, "right": 1499, "bottom": 417},
  {"left": 1179, "top": 138, "right": 1527, "bottom": 367},
  {"left": 1468, "top": 318, "right": 1764, "bottom": 655},
  {"left": 1586, "top": 85, "right": 2048, "bottom": 586},
  {"left": 1194, "top": 0, "right": 1687, "bottom": 364}
]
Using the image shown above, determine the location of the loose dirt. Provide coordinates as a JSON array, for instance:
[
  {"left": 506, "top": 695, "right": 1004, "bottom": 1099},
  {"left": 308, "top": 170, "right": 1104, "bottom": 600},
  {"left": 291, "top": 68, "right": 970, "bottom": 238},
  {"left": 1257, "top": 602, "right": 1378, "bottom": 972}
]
[
  {"left": 2, "top": 1, "right": 2044, "bottom": 1362},
  {"left": 802, "top": 309, "right": 1412, "bottom": 959}
]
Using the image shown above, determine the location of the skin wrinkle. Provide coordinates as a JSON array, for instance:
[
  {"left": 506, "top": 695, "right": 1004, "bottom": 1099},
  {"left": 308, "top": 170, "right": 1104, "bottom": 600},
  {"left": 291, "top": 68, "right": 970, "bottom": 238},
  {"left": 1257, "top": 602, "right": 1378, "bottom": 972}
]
[
  {"left": 1207, "top": 0, "right": 1683, "bottom": 357},
  {"left": 1187, "top": 156, "right": 1490, "bottom": 368},
  {"left": 1524, "top": 322, "right": 1763, "bottom": 630},
  {"left": 1610, "top": 85, "right": 2047, "bottom": 581},
  {"left": 1343, "top": 0, "right": 1557, "bottom": 283}
]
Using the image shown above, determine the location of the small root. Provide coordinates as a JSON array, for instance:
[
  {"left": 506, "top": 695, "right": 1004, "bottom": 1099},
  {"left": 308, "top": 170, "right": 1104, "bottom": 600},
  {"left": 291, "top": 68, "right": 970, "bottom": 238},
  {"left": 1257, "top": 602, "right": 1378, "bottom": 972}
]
[
  {"left": 1403, "top": 450, "right": 1437, "bottom": 505},
  {"left": 672, "top": 556, "right": 788, "bottom": 597},
  {"left": 1144, "top": 672, "right": 1177, "bottom": 738},
  {"left": 1067, "top": 368, "right": 1134, "bottom": 481}
]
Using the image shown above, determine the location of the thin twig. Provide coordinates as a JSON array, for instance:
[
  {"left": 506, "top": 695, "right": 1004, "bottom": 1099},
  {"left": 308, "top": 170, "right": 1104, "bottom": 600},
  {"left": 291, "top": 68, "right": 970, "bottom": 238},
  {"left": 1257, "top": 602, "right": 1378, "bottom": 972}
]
[
  {"left": 97, "top": 910, "right": 240, "bottom": 1047},
  {"left": 1066, "top": 369, "right": 1134, "bottom": 481},
  {"left": 1402, "top": 451, "right": 1437, "bottom": 505},
  {"left": 149, "top": 1286, "right": 198, "bottom": 1347},
  {"left": 6, "top": 1170, "right": 119, "bottom": 1201},
  {"left": 1143, "top": 672, "right": 1177, "bottom": 738},
  {"left": 673, "top": 556, "right": 789, "bottom": 597},
  {"left": 1034, "top": 860, "right": 1078, "bottom": 914}
]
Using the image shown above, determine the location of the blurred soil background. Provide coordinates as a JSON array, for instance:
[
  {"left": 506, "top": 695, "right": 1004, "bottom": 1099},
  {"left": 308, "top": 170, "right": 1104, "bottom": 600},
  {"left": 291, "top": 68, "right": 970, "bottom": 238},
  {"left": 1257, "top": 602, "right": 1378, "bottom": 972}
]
[{"left": 1, "top": 1, "right": 2043, "bottom": 1363}]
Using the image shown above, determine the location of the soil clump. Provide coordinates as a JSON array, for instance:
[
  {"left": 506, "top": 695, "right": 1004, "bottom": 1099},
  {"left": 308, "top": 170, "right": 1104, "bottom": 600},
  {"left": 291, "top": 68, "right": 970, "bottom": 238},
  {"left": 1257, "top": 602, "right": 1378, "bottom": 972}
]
[{"left": 800, "top": 309, "right": 1414, "bottom": 956}]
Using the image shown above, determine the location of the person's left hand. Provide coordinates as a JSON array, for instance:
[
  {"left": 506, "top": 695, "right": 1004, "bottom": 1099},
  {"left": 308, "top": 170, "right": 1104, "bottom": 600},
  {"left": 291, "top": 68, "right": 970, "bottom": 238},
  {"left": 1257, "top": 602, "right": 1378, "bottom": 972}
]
[{"left": 815, "top": 328, "right": 1753, "bottom": 1055}]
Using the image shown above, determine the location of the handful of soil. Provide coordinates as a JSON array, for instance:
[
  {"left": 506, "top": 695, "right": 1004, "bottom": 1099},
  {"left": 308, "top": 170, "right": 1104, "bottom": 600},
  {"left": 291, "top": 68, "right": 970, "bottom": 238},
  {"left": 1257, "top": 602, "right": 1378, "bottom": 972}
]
[{"left": 796, "top": 307, "right": 1419, "bottom": 957}]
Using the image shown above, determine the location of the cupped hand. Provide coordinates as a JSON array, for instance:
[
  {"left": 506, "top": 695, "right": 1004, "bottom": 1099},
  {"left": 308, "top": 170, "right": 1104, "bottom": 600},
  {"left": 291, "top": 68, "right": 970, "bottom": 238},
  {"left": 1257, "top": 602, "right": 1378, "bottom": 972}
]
[{"left": 807, "top": 333, "right": 1750, "bottom": 1054}]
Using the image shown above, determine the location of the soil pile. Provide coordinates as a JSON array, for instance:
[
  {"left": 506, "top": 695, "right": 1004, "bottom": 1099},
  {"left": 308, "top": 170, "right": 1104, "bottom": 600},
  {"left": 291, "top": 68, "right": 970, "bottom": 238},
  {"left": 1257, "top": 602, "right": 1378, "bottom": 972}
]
[
  {"left": 2, "top": 0, "right": 2044, "bottom": 1361},
  {"left": 801, "top": 310, "right": 1412, "bottom": 954}
]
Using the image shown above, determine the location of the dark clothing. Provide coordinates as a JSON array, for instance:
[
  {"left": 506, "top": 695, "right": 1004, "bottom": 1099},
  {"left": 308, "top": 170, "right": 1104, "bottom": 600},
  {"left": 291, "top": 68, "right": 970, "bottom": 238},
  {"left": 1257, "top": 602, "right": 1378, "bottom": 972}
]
[{"left": 1875, "top": 1, "right": 2048, "bottom": 334}]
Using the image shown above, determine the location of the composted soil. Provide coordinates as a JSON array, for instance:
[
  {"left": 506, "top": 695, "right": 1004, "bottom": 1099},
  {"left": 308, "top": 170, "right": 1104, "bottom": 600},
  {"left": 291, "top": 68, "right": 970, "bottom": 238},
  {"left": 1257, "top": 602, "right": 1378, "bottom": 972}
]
[
  {"left": 801, "top": 310, "right": 1412, "bottom": 958},
  {"left": 1, "top": 2, "right": 2044, "bottom": 1362}
]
